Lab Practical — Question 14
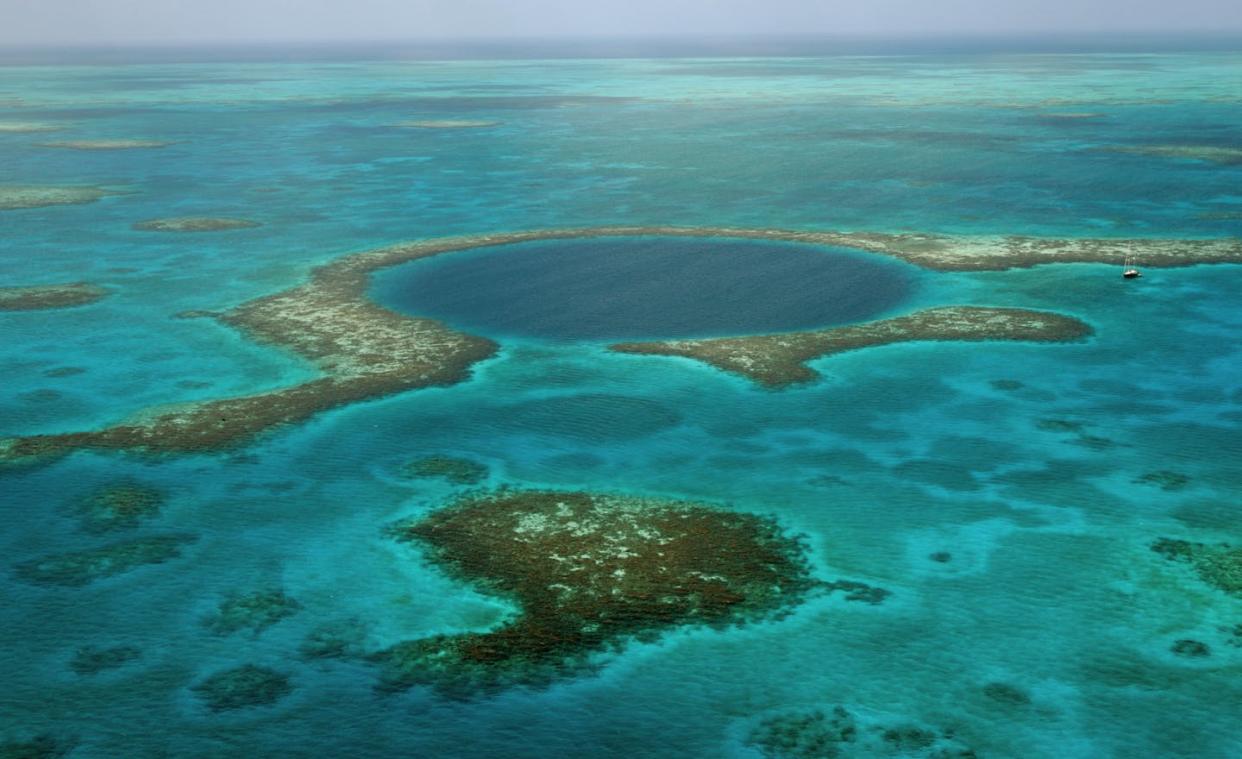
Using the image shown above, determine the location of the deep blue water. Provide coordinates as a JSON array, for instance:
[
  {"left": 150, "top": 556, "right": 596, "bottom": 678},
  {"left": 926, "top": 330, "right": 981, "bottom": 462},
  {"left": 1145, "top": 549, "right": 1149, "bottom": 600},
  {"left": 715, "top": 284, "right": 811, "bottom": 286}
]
[
  {"left": 371, "top": 237, "right": 915, "bottom": 339},
  {"left": 1, "top": 49, "right": 1240, "bottom": 759}
]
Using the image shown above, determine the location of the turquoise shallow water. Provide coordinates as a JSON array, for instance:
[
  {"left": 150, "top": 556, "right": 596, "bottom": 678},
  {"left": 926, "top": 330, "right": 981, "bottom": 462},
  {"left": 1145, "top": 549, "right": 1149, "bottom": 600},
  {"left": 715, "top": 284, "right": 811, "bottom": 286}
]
[{"left": 1, "top": 49, "right": 1241, "bottom": 758}]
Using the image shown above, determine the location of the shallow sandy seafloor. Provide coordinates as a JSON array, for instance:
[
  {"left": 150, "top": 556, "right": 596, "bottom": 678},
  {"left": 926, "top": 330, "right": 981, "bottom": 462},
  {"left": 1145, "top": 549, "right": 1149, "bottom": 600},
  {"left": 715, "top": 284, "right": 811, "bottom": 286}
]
[{"left": 2, "top": 52, "right": 1242, "bottom": 758}]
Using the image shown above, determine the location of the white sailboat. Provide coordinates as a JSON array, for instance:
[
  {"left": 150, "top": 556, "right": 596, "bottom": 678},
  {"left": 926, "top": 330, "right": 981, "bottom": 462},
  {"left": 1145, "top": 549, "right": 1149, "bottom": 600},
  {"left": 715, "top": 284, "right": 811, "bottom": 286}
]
[{"left": 1123, "top": 250, "right": 1142, "bottom": 279}]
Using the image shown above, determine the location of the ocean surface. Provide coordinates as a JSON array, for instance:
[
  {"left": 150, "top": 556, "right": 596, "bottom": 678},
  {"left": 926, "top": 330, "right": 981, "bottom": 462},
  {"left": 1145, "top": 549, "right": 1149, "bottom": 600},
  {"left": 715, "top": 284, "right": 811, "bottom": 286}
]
[{"left": 1, "top": 46, "right": 1241, "bottom": 758}]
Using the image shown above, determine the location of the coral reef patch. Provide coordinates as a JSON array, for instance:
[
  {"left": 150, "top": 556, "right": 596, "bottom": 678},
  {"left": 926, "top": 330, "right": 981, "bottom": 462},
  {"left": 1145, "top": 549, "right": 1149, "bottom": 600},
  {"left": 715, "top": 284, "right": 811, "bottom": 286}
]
[
  {"left": 299, "top": 619, "right": 371, "bottom": 660},
  {"left": 42, "top": 367, "right": 86, "bottom": 378},
  {"left": 401, "top": 455, "right": 488, "bottom": 485},
  {"left": 373, "top": 489, "right": 816, "bottom": 694},
  {"left": 14, "top": 535, "right": 196, "bottom": 587},
  {"left": 395, "top": 120, "right": 500, "bottom": 129},
  {"left": 203, "top": 590, "right": 302, "bottom": 637},
  {"left": 40, "top": 139, "right": 172, "bottom": 150},
  {"left": 0, "top": 283, "right": 108, "bottom": 311},
  {"left": 1134, "top": 470, "right": 1191, "bottom": 491},
  {"left": 613, "top": 307, "right": 1091, "bottom": 388},
  {"left": 1170, "top": 639, "right": 1211, "bottom": 658},
  {"left": 0, "top": 121, "right": 63, "bottom": 133},
  {"left": 191, "top": 664, "right": 292, "bottom": 712},
  {"left": 71, "top": 482, "right": 165, "bottom": 533},
  {"left": 1109, "top": 145, "right": 1242, "bottom": 165},
  {"left": 981, "top": 681, "right": 1031, "bottom": 706},
  {"left": 0, "top": 735, "right": 72, "bottom": 759},
  {"left": 824, "top": 579, "right": 890, "bottom": 604},
  {"left": 747, "top": 705, "right": 978, "bottom": 759},
  {"left": 69, "top": 645, "right": 141, "bottom": 676},
  {"left": 0, "top": 185, "right": 111, "bottom": 210},
  {"left": 132, "top": 217, "right": 260, "bottom": 232},
  {"left": 1151, "top": 538, "right": 1242, "bottom": 596}
]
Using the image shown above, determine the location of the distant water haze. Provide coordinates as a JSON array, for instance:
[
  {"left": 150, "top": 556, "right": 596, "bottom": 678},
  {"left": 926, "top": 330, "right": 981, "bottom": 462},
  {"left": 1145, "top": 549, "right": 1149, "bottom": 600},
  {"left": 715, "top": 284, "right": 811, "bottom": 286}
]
[{"left": 3, "top": 0, "right": 1242, "bottom": 46}]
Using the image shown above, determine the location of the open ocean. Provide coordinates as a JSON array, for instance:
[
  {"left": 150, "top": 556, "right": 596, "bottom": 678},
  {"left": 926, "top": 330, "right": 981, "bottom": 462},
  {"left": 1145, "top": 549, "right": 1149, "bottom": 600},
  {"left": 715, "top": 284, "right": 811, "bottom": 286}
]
[{"left": 2, "top": 43, "right": 1240, "bottom": 758}]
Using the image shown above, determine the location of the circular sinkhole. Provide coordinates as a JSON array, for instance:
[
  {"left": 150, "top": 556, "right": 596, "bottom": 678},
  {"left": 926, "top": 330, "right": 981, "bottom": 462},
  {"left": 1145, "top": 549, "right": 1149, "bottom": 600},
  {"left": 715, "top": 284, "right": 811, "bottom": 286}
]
[{"left": 369, "top": 236, "right": 918, "bottom": 341}]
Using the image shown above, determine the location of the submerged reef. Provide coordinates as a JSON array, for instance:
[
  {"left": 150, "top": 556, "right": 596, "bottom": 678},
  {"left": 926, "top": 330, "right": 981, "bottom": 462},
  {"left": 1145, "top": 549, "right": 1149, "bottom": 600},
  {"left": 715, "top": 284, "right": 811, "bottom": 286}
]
[
  {"left": 1151, "top": 538, "right": 1242, "bottom": 596},
  {"left": 69, "top": 644, "right": 141, "bottom": 676},
  {"left": 395, "top": 119, "right": 500, "bottom": 129},
  {"left": 824, "top": 579, "right": 890, "bottom": 604},
  {"left": 14, "top": 535, "right": 195, "bottom": 587},
  {"left": 0, "top": 121, "right": 63, "bottom": 133},
  {"left": 1170, "top": 639, "right": 1211, "bottom": 658},
  {"left": 374, "top": 489, "right": 816, "bottom": 694},
  {"left": 0, "top": 185, "right": 111, "bottom": 210},
  {"left": 191, "top": 664, "right": 292, "bottom": 712},
  {"left": 0, "top": 735, "right": 72, "bottom": 759},
  {"left": 299, "top": 619, "right": 371, "bottom": 660},
  {"left": 132, "top": 217, "right": 261, "bottom": 232},
  {"left": 1134, "top": 470, "right": 1191, "bottom": 491},
  {"left": 1109, "top": 145, "right": 1242, "bottom": 165},
  {"left": 40, "top": 139, "right": 172, "bottom": 150},
  {"left": 982, "top": 681, "right": 1032, "bottom": 706},
  {"left": 6, "top": 224, "right": 1233, "bottom": 463},
  {"left": 203, "top": 590, "right": 302, "bottom": 636},
  {"left": 71, "top": 481, "right": 165, "bottom": 533},
  {"left": 402, "top": 455, "right": 488, "bottom": 485},
  {"left": 0, "top": 283, "right": 107, "bottom": 311},
  {"left": 613, "top": 307, "right": 1091, "bottom": 388},
  {"left": 747, "top": 706, "right": 978, "bottom": 759}
]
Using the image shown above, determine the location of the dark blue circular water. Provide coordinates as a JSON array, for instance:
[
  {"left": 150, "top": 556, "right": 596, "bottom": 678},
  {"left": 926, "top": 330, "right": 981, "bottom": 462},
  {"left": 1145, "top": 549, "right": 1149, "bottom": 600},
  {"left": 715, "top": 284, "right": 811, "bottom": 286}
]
[{"left": 370, "top": 236, "right": 916, "bottom": 340}]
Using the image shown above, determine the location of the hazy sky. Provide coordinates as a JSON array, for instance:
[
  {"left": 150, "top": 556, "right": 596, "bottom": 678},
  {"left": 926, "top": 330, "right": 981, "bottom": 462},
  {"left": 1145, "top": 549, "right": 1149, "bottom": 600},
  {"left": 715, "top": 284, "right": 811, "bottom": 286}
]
[{"left": 2, "top": 0, "right": 1241, "bottom": 46}]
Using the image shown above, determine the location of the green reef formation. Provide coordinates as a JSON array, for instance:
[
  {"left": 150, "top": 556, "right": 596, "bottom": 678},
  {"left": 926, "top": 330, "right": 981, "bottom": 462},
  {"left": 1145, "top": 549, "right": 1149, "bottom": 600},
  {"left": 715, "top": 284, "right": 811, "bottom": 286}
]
[
  {"left": 14, "top": 535, "right": 195, "bottom": 587},
  {"left": 402, "top": 455, "right": 488, "bottom": 485},
  {"left": 69, "top": 644, "right": 141, "bottom": 675},
  {"left": 0, "top": 185, "right": 110, "bottom": 210},
  {"left": 6, "top": 224, "right": 1236, "bottom": 463},
  {"left": 191, "top": 664, "right": 292, "bottom": 712},
  {"left": 0, "top": 283, "right": 108, "bottom": 311},
  {"left": 71, "top": 482, "right": 164, "bottom": 533},
  {"left": 613, "top": 307, "right": 1091, "bottom": 388},
  {"left": 40, "top": 139, "right": 172, "bottom": 150},
  {"left": 981, "top": 682, "right": 1031, "bottom": 706},
  {"left": 1152, "top": 538, "right": 1242, "bottom": 596},
  {"left": 823, "top": 579, "right": 890, "bottom": 604},
  {"left": 132, "top": 217, "right": 260, "bottom": 232},
  {"left": 299, "top": 619, "right": 371, "bottom": 660},
  {"left": 1134, "top": 470, "right": 1191, "bottom": 491},
  {"left": 395, "top": 120, "right": 500, "bottom": 129},
  {"left": 0, "top": 735, "right": 71, "bottom": 759},
  {"left": 1170, "top": 639, "right": 1211, "bottom": 658},
  {"left": 748, "top": 705, "right": 978, "bottom": 759},
  {"left": 1110, "top": 145, "right": 1242, "bottom": 165},
  {"left": 203, "top": 590, "right": 302, "bottom": 636},
  {"left": 373, "top": 489, "right": 817, "bottom": 694}
]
